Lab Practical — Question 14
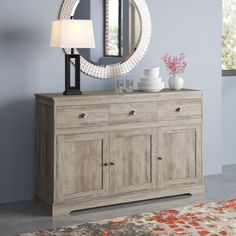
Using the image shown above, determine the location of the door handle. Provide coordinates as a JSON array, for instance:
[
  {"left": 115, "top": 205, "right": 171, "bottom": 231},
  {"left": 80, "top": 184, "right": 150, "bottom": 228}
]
[
  {"left": 129, "top": 110, "right": 137, "bottom": 116},
  {"left": 176, "top": 107, "right": 182, "bottom": 112},
  {"left": 79, "top": 112, "right": 88, "bottom": 119}
]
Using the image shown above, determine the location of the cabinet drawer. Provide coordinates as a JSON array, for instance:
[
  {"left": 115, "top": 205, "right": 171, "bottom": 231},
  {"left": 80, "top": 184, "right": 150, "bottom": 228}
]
[
  {"left": 157, "top": 100, "right": 202, "bottom": 121},
  {"left": 110, "top": 102, "right": 157, "bottom": 125},
  {"left": 56, "top": 105, "right": 109, "bottom": 128}
]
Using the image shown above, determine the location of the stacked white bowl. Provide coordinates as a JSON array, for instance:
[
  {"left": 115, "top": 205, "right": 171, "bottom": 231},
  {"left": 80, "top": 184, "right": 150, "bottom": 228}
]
[{"left": 138, "top": 67, "right": 164, "bottom": 92}]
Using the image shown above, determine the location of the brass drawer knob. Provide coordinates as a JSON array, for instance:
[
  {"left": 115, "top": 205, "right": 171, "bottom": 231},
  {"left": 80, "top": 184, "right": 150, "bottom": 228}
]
[
  {"left": 110, "top": 161, "right": 115, "bottom": 166},
  {"left": 176, "top": 107, "right": 182, "bottom": 112},
  {"left": 79, "top": 112, "right": 88, "bottom": 119},
  {"left": 129, "top": 110, "right": 137, "bottom": 116},
  {"left": 104, "top": 162, "right": 109, "bottom": 166},
  {"left": 157, "top": 157, "right": 163, "bottom": 160}
]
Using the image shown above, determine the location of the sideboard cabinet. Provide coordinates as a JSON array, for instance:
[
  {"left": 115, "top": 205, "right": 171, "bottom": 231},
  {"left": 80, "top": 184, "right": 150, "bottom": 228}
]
[{"left": 35, "top": 89, "right": 203, "bottom": 216}]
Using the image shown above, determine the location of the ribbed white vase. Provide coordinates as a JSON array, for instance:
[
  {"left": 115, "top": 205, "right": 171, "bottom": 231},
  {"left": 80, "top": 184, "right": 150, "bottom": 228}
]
[{"left": 168, "top": 75, "right": 184, "bottom": 91}]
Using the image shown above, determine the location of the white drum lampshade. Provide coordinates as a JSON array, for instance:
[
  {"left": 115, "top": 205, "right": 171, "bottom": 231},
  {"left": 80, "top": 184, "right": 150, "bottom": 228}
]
[
  {"left": 50, "top": 19, "right": 95, "bottom": 49},
  {"left": 50, "top": 19, "right": 95, "bottom": 95}
]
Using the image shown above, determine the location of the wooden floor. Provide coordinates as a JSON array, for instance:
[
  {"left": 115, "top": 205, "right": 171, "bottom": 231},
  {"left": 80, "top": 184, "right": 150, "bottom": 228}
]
[{"left": 0, "top": 164, "right": 235, "bottom": 236}]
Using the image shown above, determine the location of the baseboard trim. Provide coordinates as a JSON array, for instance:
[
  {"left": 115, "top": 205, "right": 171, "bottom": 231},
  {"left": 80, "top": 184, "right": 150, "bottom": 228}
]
[{"left": 35, "top": 184, "right": 204, "bottom": 216}]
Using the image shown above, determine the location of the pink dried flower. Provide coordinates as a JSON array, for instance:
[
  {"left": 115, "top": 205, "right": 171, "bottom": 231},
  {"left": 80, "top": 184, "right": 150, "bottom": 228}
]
[{"left": 162, "top": 53, "right": 187, "bottom": 75}]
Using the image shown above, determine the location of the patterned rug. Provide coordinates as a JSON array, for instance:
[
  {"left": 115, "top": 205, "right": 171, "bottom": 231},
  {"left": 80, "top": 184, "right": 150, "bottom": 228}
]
[{"left": 21, "top": 199, "right": 236, "bottom": 236}]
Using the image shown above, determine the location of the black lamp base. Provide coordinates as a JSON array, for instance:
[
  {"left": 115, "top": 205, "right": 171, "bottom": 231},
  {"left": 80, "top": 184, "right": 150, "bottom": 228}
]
[
  {"left": 64, "top": 52, "right": 82, "bottom": 96},
  {"left": 63, "top": 89, "right": 82, "bottom": 96}
]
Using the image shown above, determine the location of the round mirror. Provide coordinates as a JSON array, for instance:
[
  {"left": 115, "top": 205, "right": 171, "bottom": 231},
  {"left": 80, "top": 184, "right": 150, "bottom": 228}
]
[{"left": 60, "top": 0, "right": 151, "bottom": 79}]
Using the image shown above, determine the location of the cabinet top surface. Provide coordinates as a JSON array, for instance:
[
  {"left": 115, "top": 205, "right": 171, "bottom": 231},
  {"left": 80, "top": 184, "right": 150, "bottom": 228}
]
[{"left": 36, "top": 89, "right": 202, "bottom": 100}]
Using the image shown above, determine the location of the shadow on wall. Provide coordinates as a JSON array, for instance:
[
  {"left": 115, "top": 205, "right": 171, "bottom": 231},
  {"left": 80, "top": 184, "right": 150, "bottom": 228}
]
[
  {"left": 0, "top": 96, "right": 35, "bottom": 204},
  {"left": 0, "top": 26, "right": 47, "bottom": 93},
  {"left": 0, "top": 26, "right": 45, "bottom": 47},
  {"left": 0, "top": 26, "right": 46, "bottom": 203}
]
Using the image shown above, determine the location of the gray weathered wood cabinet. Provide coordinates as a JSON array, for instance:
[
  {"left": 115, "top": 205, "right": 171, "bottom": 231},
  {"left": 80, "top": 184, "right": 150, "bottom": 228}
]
[{"left": 35, "top": 89, "right": 203, "bottom": 216}]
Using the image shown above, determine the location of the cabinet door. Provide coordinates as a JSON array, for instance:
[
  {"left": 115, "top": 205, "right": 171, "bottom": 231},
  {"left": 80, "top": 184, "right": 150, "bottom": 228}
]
[
  {"left": 110, "top": 128, "right": 154, "bottom": 195},
  {"left": 155, "top": 126, "right": 202, "bottom": 189},
  {"left": 56, "top": 132, "right": 109, "bottom": 203}
]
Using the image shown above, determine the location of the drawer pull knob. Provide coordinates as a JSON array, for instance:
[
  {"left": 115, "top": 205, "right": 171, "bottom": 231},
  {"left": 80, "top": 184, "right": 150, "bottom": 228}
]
[
  {"left": 110, "top": 161, "right": 115, "bottom": 166},
  {"left": 176, "top": 107, "right": 182, "bottom": 112},
  {"left": 157, "top": 157, "right": 163, "bottom": 160},
  {"left": 79, "top": 113, "right": 88, "bottom": 119},
  {"left": 104, "top": 162, "right": 109, "bottom": 166},
  {"left": 129, "top": 110, "right": 137, "bottom": 116}
]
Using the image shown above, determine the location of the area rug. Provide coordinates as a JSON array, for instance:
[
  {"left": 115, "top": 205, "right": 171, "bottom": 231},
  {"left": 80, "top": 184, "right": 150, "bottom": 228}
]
[{"left": 21, "top": 199, "right": 236, "bottom": 236}]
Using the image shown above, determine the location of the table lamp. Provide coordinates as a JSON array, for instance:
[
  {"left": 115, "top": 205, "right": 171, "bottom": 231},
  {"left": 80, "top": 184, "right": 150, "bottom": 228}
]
[{"left": 50, "top": 19, "right": 95, "bottom": 95}]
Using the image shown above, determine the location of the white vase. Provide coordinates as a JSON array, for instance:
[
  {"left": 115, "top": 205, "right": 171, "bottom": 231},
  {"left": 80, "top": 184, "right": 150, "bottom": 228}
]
[{"left": 168, "top": 75, "right": 184, "bottom": 91}]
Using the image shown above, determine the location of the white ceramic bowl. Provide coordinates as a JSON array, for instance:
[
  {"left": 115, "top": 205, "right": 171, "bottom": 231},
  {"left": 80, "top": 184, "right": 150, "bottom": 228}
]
[
  {"left": 138, "top": 81, "right": 164, "bottom": 88},
  {"left": 140, "top": 77, "right": 163, "bottom": 83},
  {"left": 138, "top": 86, "right": 164, "bottom": 92},
  {"left": 138, "top": 81, "right": 164, "bottom": 92},
  {"left": 143, "top": 67, "right": 160, "bottom": 78}
]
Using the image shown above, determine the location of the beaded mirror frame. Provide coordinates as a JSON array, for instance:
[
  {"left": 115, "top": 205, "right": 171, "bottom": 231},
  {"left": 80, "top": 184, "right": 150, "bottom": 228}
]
[{"left": 59, "top": 0, "right": 151, "bottom": 79}]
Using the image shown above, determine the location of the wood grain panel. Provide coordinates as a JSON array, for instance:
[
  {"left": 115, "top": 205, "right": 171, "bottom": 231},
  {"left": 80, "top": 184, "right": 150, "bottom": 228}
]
[
  {"left": 155, "top": 126, "right": 202, "bottom": 189},
  {"left": 56, "top": 105, "right": 109, "bottom": 128},
  {"left": 35, "top": 102, "right": 54, "bottom": 204},
  {"left": 56, "top": 132, "right": 109, "bottom": 202},
  {"left": 110, "top": 128, "right": 154, "bottom": 194},
  {"left": 110, "top": 102, "right": 157, "bottom": 124},
  {"left": 157, "top": 99, "right": 202, "bottom": 121},
  {"left": 37, "top": 184, "right": 204, "bottom": 216},
  {"left": 36, "top": 89, "right": 202, "bottom": 107}
]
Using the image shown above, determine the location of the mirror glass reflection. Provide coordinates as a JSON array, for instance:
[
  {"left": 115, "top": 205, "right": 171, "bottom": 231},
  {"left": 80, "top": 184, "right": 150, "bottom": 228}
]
[{"left": 74, "top": 0, "right": 141, "bottom": 66}]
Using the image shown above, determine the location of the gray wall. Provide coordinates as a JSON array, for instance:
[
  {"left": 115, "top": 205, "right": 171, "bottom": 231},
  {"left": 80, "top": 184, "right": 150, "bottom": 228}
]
[
  {"left": 0, "top": 0, "right": 222, "bottom": 204},
  {"left": 222, "top": 76, "right": 236, "bottom": 165}
]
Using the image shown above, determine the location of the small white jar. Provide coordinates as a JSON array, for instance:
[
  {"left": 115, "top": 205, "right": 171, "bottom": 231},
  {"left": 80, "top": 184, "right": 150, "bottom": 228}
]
[{"left": 168, "top": 75, "right": 184, "bottom": 91}]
